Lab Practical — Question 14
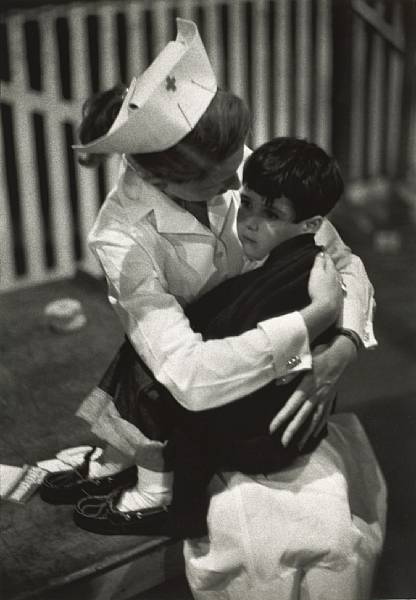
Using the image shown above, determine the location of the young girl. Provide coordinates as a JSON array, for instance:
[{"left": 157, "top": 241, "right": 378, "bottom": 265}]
[
  {"left": 125, "top": 137, "right": 362, "bottom": 540},
  {"left": 41, "top": 20, "right": 384, "bottom": 599}
]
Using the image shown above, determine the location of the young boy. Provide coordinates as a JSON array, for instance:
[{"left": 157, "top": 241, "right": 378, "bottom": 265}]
[
  {"left": 74, "top": 137, "right": 350, "bottom": 537},
  {"left": 163, "top": 137, "right": 347, "bottom": 536}
]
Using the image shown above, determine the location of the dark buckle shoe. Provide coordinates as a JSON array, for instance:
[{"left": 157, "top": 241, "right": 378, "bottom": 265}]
[
  {"left": 73, "top": 492, "right": 171, "bottom": 536},
  {"left": 39, "top": 448, "right": 137, "bottom": 505},
  {"left": 81, "top": 466, "right": 138, "bottom": 498}
]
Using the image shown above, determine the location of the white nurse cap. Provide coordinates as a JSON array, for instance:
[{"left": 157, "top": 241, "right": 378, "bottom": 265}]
[{"left": 73, "top": 19, "right": 217, "bottom": 155}]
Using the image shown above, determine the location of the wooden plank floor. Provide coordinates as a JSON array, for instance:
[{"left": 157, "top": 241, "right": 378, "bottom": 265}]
[
  {"left": 332, "top": 217, "right": 416, "bottom": 599},
  {"left": 1, "top": 215, "right": 416, "bottom": 599},
  {"left": 0, "top": 273, "right": 184, "bottom": 600},
  {"left": 134, "top": 575, "right": 193, "bottom": 600}
]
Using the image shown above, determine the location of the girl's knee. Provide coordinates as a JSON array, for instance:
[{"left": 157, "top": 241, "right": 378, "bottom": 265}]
[{"left": 320, "top": 518, "right": 362, "bottom": 567}]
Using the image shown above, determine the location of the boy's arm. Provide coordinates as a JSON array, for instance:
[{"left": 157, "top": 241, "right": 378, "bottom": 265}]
[
  {"left": 269, "top": 218, "right": 376, "bottom": 446},
  {"left": 315, "top": 218, "right": 377, "bottom": 349}
]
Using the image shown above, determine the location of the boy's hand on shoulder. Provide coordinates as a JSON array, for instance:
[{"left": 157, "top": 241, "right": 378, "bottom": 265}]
[{"left": 315, "top": 218, "right": 352, "bottom": 270}]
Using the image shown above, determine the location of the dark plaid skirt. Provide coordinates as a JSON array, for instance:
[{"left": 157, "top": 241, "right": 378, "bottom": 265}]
[
  {"left": 77, "top": 234, "right": 334, "bottom": 474},
  {"left": 76, "top": 339, "right": 175, "bottom": 471}
]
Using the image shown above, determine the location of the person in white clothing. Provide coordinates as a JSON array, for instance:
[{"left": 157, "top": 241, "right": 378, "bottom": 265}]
[{"left": 39, "top": 19, "right": 385, "bottom": 599}]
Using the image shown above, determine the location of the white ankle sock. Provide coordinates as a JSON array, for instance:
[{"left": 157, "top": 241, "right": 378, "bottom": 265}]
[
  {"left": 117, "top": 466, "right": 173, "bottom": 512},
  {"left": 87, "top": 445, "right": 133, "bottom": 478},
  {"left": 88, "top": 460, "right": 126, "bottom": 478}
]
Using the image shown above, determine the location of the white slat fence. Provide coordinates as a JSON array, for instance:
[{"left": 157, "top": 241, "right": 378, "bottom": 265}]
[
  {"left": 347, "top": 0, "right": 406, "bottom": 202},
  {"left": 273, "top": 0, "right": 291, "bottom": 136},
  {"left": 0, "top": 0, "right": 409, "bottom": 292}
]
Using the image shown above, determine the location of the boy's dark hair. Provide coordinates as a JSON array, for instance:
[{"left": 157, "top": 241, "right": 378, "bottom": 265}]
[
  {"left": 243, "top": 137, "right": 344, "bottom": 221},
  {"left": 78, "top": 84, "right": 250, "bottom": 183}
]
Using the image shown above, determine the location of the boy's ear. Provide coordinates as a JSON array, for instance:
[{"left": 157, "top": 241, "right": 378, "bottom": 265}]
[{"left": 301, "top": 216, "right": 323, "bottom": 233}]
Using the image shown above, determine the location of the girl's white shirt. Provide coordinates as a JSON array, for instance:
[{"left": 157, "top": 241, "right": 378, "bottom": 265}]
[{"left": 88, "top": 157, "right": 376, "bottom": 412}]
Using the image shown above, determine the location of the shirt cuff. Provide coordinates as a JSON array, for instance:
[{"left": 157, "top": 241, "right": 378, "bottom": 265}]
[
  {"left": 258, "top": 312, "right": 312, "bottom": 378},
  {"left": 338, "top": 295, "right": 378, "bottom": 349}
]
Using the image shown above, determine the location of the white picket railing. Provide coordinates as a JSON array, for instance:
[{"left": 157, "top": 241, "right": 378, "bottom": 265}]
[
  {"left": 349, "top": 0, "right": 405, "bottom": 181},
  {"left": 0, "top": 0, "right": 408, "bottom": 292}
]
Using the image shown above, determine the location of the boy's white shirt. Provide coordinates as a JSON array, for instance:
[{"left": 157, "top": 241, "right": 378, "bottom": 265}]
[{"left": 88, "top": 157, "right": 376, "bottom": 412}]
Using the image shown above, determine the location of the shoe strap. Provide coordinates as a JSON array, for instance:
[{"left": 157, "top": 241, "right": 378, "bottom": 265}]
[{"left": 74, "top": 445, "right": 97, "bottom": 480}]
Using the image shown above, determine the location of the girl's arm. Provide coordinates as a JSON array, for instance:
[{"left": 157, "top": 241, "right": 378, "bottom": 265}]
[{"left": 90, "top": 221, "right": 337, "bottom": 413}]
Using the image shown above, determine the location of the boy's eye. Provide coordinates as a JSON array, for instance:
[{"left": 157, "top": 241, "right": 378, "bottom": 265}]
[{"left": 240, "top": 196, "right": 251, "bottom": 208}]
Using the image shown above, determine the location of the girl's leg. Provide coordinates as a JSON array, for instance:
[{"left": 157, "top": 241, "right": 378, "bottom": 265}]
[
  {"left": 167, "top": 426, "right": 218, "bottom": 538},
  {"left": 300, "top": 553, "right": 377, "bottom": 600},
  {"left": 87, "top": 444, "right": 135, "bottom": 477},
  {"left": 185, "top": 413, "right": 386, "bottom": 600},
  {"left": 82, "top": 445, "right": 173, "bottom": 512},
  {"left": 117, "top": 466, "right": 173, "bottom": 511},
  {"left": 77, "top": 339, "right": 174, "bottom": 499}
]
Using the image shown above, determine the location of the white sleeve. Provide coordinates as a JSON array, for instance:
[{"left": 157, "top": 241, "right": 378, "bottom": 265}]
[
  {"left": 91, "top": 225, "right": 312, "bottom": 412},
  {"left": 315, "top": 219, "right": 377, "bottom": 348}
]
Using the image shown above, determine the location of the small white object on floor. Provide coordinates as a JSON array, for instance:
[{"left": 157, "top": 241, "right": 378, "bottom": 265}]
[
  {"left": 0, "top": 464, "right": 26, "bottom": 498},
  {"left": 44, "top": 298, "right": 87, "bottom": 333},
  {"left": 0, "top": 464, "right": 46, "bottom": 503}
]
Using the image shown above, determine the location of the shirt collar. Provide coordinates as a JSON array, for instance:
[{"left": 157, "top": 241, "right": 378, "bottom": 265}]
[{"left": 117, "top": 156, "right": 233, "bottom": 236}]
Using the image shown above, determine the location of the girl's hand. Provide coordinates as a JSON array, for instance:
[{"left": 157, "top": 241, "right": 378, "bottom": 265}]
[
  {"left": 269, "top": 335, "right": 357, "bottom": 445},
  {"left": 308, "top": 251, "right": 343, "bottom": 319}
]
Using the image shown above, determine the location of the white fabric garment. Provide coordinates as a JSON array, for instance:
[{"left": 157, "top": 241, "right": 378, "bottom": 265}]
[
  {"left": 184, "top": 413, "right": 386, "bottom": 600},
  {"left": 87, "top": 158, "right": 376, "bottom": 413},
  {"left": 73, "top": 20, "right": 217, "bottom": 155}
]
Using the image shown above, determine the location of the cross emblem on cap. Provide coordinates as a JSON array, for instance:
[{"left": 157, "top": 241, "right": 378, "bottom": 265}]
[{"left": 165, "top": 76, "right": 177, "bottom": 92}]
